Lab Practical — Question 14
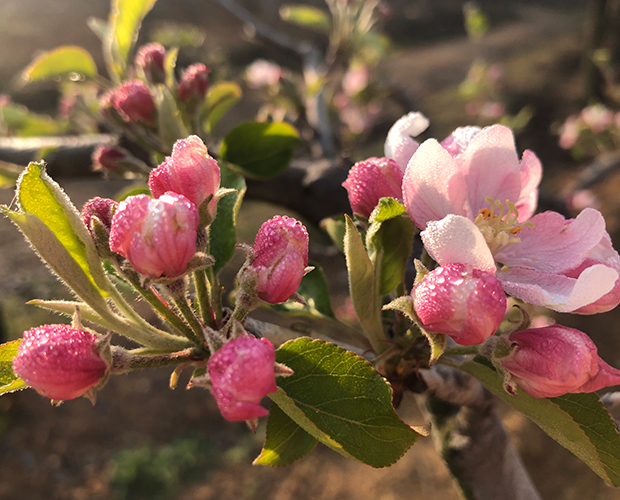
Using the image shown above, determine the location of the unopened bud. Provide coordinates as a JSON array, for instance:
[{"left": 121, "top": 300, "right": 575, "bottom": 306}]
[
  {"left": 412, "top": 263, "right": 506, "bottom": 346},
  {"left": 177, "top": 64, "right": 210, "bottom": 108},
  {"left": 135, "top": 43, "right": 167, "bottom": 85},
  {"left": 105, "top": 80, "right": 156, "bottom": 125},
  {"left": 13, "top": 324, "right": 109, "bottom": 401},
  {"left": 91, "top": 144, "right": 148, "bottom": 174},
  {"left": 342, "top": 157, "right": 403, "bottom": 218}
]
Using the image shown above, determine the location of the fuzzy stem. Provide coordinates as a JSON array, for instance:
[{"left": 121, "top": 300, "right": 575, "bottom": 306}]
[
  {"left": 172, "top": 296, "right": 204, "bottom": 345},
  {"left": 443, "top": 345, "right": 480, "bottom": 357},
  {"left": 193, "top": 270, "right": 216, "bottom": 328},
  {"left": 111, "top": 346, "right": 206, "bottom": 373}
]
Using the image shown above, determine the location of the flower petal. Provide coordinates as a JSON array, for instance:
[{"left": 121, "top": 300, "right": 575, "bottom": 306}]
[
  {"left": 514, "top": 150, "right": 542, "bottom": 222},
  {"left": 384, "top": 112, "right": 429, "bottom": 171},
  {"left": 421, "top": 215, "right": 495, "bottom": 272},
  {"left": 403, "top": 139, "right": 469, "bottom": 228},
  {"left": 497, "top": 264, "right": 618, "bottom": 312},
  {"left": 495, "top": 208, "right": 607, "bottom": 273},
  {"left": 457, "top": 125, "right": 522, "bottom": 215}
]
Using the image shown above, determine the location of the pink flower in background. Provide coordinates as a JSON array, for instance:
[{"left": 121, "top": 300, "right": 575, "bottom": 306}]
[
  {"left": 208, "top": 334, "right": 277, "bottom": 421},
  {"left": 342, "top": 157, "right": 403, "bottom": 218},
  {"left": 149, "top": 135, "right": 220, "bottom": 217},
  {"left": 135, "top": 43, "right": 166, "bottom": 84},
  {"left": 558, "top": 115, "right": 580, "bottom": 149},
  {"left": 412, "top": 263, "right": 506, "bottom": 345},
  {"left": 384, "top": 112, "right": 430, "bottom": 171},
  {"left": 580, "top": 104, "right": 613, "bottom": 133},
  {"left": 91, "top": 144, "right": 136, "bottom": 173},
  {"left": 251, "top": 216, "right": 309, "bottom": 304},
  {"left": 13, "top": 325, "right": 108, "bottom": 401},
  {"left": 107, "top": 80, "right": 156, "bottom": 124},
  {"left": 177, "top": 64, "right": 210, "bottom": 105},
  {"left": 245, "top": 59, "right": 282, "bottom": 88},
  {"left": 342, "top": 65, "right": 369, "bottom": 97},
  {"left": 496, "top": 325, "right": 620, "bottom": 398},
  {"left": 110, "top": 193, "right": 199, "bottom": 278}
]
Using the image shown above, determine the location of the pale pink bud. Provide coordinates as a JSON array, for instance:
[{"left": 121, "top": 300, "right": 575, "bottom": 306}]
[
  {"left": 245, "top": 59, "right": 282, "bottom": 88},
  {"left": 109, "top": 193, "right": 199, "bottom": 278},
  {"left": 13, "top": 324, "right": 108, "bottom": 401},
  {"left": 207, "top": 334, "right": 277, "bottom": 421},
  {"left": 342, "top": 157, "right": 403, "bottom": 218},
  {"left": 149, "top": 136, "right": 220, "bottom": 217},
  {"left": 109, "top": 80, "right": 156, "bottom": 124},
  {"left": 177, "top": 64, "right": 210, "bottom": 105},
  {"left": 91, "top": 144, "right": 134, "bottom": 173},
  {"left": 558, "top": 115, "right": 580, "bottom": 149},
  {"left": 413, "top": 263, "right": 506, "bottom": 346},
  {"left": 135, "top": 43, "right": 166, "bottom": 84},
  {"left": 580, "top": 104, "right": 613, "bottom": 134},
  {"left": 81, "top": 197, "right": 117, "bottom": 236},
  {"left": 252, "top": 215, "right": 309, "bottom": 304},
  {"left": 497, "top": 325, "right": 620, "bottom": 398}
]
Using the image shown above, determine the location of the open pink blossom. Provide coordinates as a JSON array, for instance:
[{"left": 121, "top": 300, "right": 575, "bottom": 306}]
[
  {"left": 412, "top": 263, "right": 506, "bottom": 345},
  {"left": 207, "top": 334, "right": 277, "bottom": 422},
  {"left": 384, "top": 112, "right": 430, "bottom": 171},
  {"left": 496, "top": 325, "right": 620, "bottom": 398},
  {"left": 110, "top": 193, "right": 199, "bottom": 278},
  {"left": 13, "top": 325, "right": 108, "bottom": 401}
]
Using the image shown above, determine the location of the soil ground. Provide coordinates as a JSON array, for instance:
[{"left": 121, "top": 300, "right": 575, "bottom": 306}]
[{"left": 1, "top": 1, "right": 620, "bottom": 499}]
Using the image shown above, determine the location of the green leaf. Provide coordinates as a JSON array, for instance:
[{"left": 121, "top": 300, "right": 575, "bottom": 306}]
[
  {"left": 0, "top": 103, "right": 63, "bottom": 137},
  {"left": 254, "top": 402, "right": 317, "bottom": 466},
  {"left": 0, "top": 340, "right": 27, "bottom": 395},
  {"left": 203, "top": 82, "right": 242, "bottom": 133},
  {"left": 114, "top": 182, "right": 151, "bottom": 202},
  {"left": 343, "top": 215, "right": 385, "bottom": 353},
  {"left": 110, "top": 0, "right": 157, "bottom": 63},
  {"left": 164, "top": 47, "right": 179, "bottom": 88},
  {"left": 270, "top": 338, "right": 421, "bottom": 467},
  {"left": 366, "top": 199, "right": 414, "bottom": 295},
  {"left": 320, "top": 215, "right": 345, "bottom": 253},
  {"left": 279, "top": 4, "right": 331, "bottom": 33},
  {"left": 1, "top": 163, "right": 109, "bottom": 309},
  {"left": 210, "top": 162, "right": 246, "bottom": 275},
  {"left": 271, "top": 263, "right": 335, "bottom": 319},
  {"left": 0, "top": 161, "right": 23, "bottom": 189},
  {"left": 21, "top": 46, "right": 98, "bottom": 82},
  {"left": 157, "top": 87, "right": 189, "bottom": 150},
  {"left": 220, "top": 122, "right": 301, "bottom": 180},
  {"left": 461, "top": 359, "right": 620, "bottom": 486}
]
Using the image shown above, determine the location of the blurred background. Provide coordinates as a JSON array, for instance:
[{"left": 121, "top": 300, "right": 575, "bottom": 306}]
[{"left": 1, "top": 0, "right": 620, "bottom": 498}]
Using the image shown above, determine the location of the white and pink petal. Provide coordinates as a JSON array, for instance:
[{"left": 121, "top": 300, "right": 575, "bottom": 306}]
[{"left": 384, "top": 112, "right": 429, "bottom": 171}]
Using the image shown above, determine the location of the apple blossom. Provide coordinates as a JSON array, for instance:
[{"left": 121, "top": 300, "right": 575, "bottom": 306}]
[
  {"left": 148, "top": 135, "right": 220, "bottom": 218},
  {"left": 496, "top": 325, "right": 620, "bottom": 398},
  {"left": 413, "top": 263, "right": 506, "bottom": 346},
  {"left": 251, "top": 215, "right": 309, "bottom": 304},
  {"left": 106, "top": 80, "right": 156, "bottom": 124},
  {"left": 135, "top": 43, "right": 166, "bottom": 84},
  {"left": 13, "top": 324, "right": 108, "bottom": 401},
  {"left": 178, "top": 63, "right": 210, "bottom": 105},
  {"left": 109, "top": 193, "right": 199, "bottom": 278},
  {"left": 342, "top": 157, "right": 403, "bottom": 218},
  {"left": 207, "top": 334, "right": 277, "bottom": 421}
]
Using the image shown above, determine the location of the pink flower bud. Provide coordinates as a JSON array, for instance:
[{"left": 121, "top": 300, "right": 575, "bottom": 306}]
[
  {"left": 342, "top": 157, "right": 403, "bottom": 218},
  {"left": 497, "top": 325, "right": 620, "bottom": 398},
  {"left": 251, "top": 216, "right": 309, "bottom": 304},
  {"left": 108, "top": 80, "right": 156, "bottom": 124},
  {"left": 13, "top": 324, "right": 108, "bottom": 401},
  {"left": 177, "top": 64, "right": 210, "bottom": 105},
  {"left": 81, "top": 197, "right": 117, "bottom": 236},
  {"left": 207, "top": 334, "right": 277, "bottom": 421},
  {"left": 109, "top": 193, "right": 199, "bottom": 278},
  {"left": 91, "top": 144, "right": 133, "bottom": 173},
  {"left": 149, "top": 136, "right": 220, "bottom": 218},
  {"left": 413, "top": 263, "right": 506, "bottom": 345},
  {"left": 135, "top": 43, "right": 166, "bottom": 84}
]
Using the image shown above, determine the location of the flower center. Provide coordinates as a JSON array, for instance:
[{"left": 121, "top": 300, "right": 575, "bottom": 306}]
[{"left": 473, "top": 199, "right": 533, "bottom": 256}]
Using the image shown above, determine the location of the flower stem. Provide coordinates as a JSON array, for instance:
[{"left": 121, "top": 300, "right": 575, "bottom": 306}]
[
  {"left": 111, "top": 346, "right": 207, "bottom": 373},
  {"left": 443, "top": 345, "right": 480, "bottom": 357},
  {"left": 172, "top": 296, "right": 205, "bottom": 345},
  {"left": 194, "top": 270, "right": 216, "bottom": 328}
]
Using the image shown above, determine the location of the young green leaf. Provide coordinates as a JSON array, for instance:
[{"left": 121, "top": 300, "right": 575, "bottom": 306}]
[
  {"left": 461, "top": 359, "right": 620, "bottom": 486},
  {"left": 270, "top": 338, "right": 421, "bottom": 467},
  {"left": 254, "top": 402, "right": 317, "bottom": 466},
  {"left": 203, "top": 82, "right": 242, "bottom": 133},
  {"left": 344, "top": 215, "right": 386, "bottom": 353},
  {"left": 157, "top": 87, "right": 189, "bottom": 150},
  {"left": 164, "top": 47, "right": 179, "bottom": 88},
  {"left": 320, "top": 215, "right": 345, "bottom": 253},
  {"left": 0, "top": 340, "right": 27, "bottom": 396},
  {"left": 279, "top": 4, "right": 331, "bottom": 33},
  {"left": 209, "top": 162, "right": 246, "bottom": 275},
  {"left": 271, "top": 263, "right": 335, "bottom": 319},
  {"left": 0, "top": 103, "right": 63, "bottom": 137},
  {"left": 21, "top": 46, "right": 98, "bottom": 83},
  {"left": 110, "top": 0, "right": 157, "bottom": 63},
  {"left": 220, "top": 122, "right": 301, "bottom": 180},
  {"left": 366, "top": 200, "right": 414, "bottom": 295}
]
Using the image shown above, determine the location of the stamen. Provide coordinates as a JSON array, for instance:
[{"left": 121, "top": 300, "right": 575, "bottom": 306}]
[{"left": 474, "top": 199, "right": 534, "bottom": 255}]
